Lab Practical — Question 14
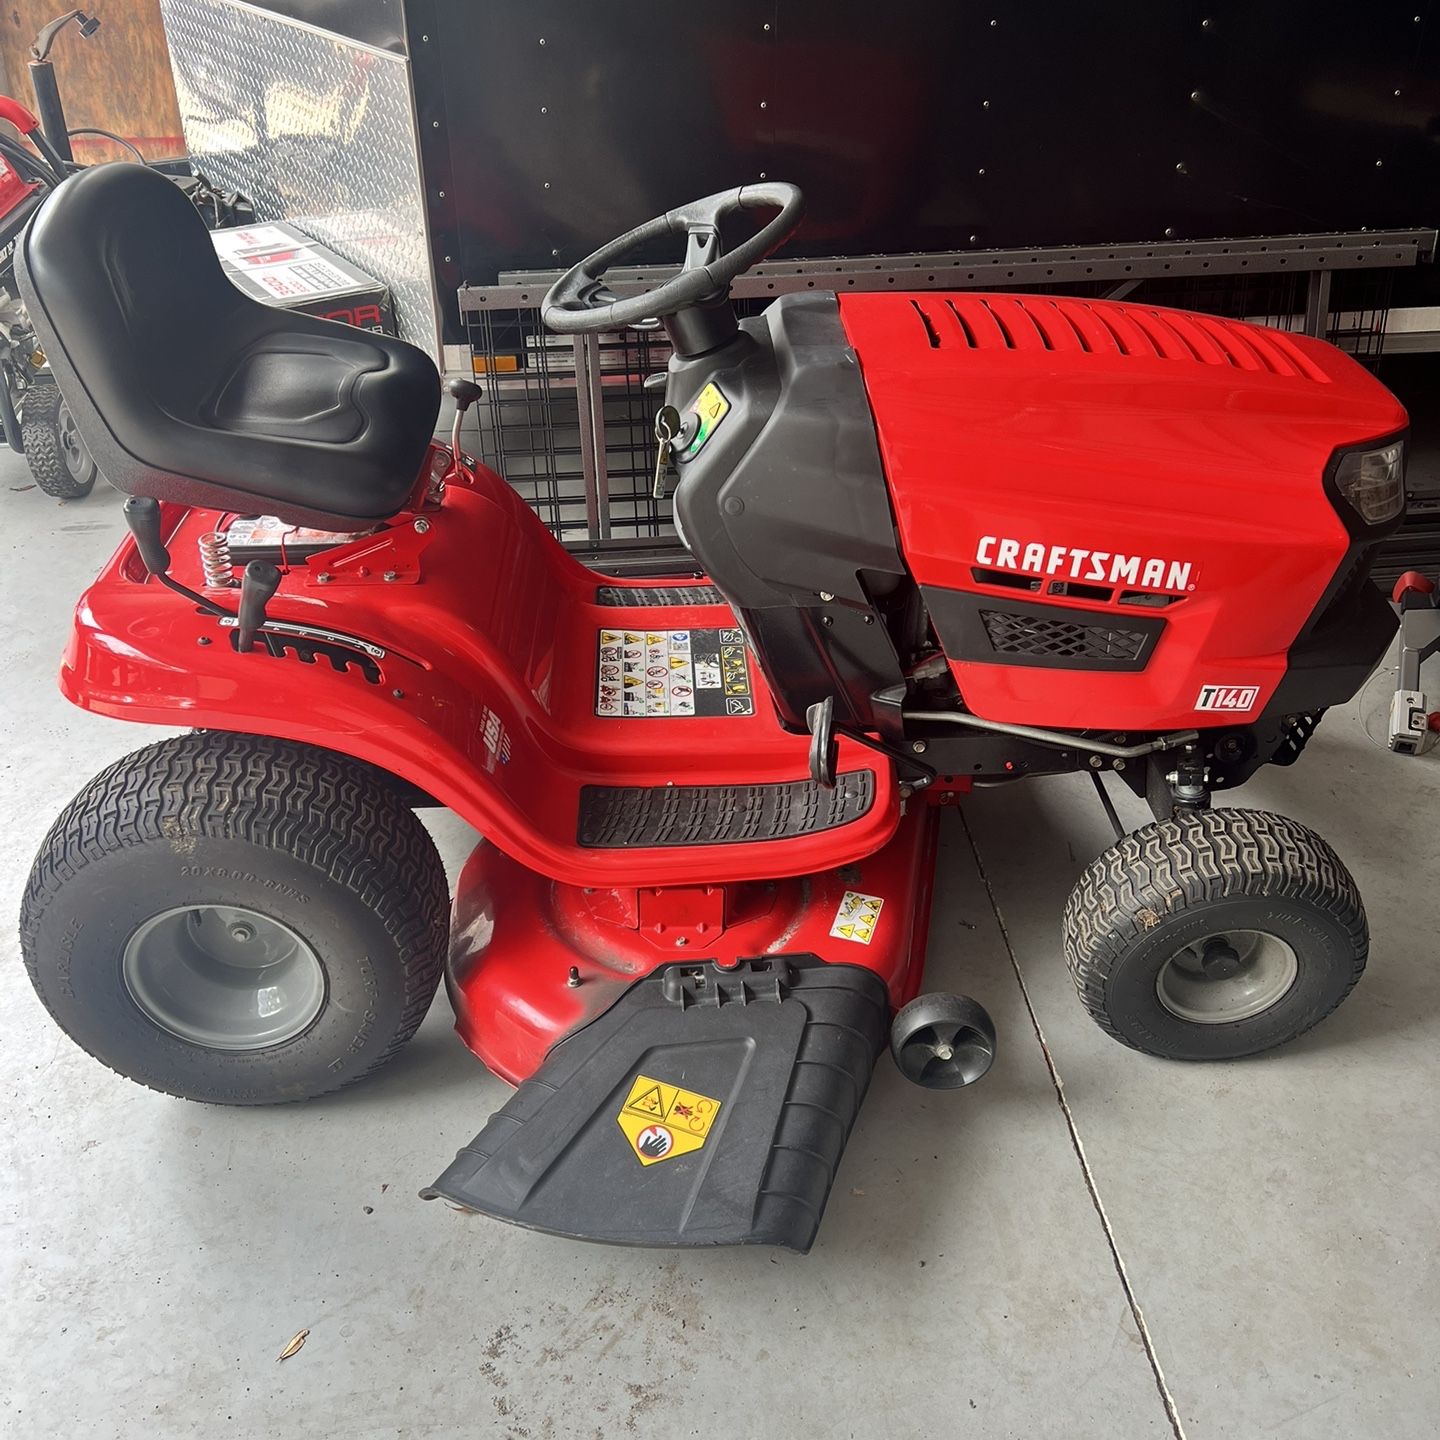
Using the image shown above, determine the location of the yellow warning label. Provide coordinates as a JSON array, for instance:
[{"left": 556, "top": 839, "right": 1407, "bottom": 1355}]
[
  {"left": 829, "top": 889, "right": 885, "bottom": 945},
  {"left": 617, "top": 1073, "right": 722, "bottom": 1166}
]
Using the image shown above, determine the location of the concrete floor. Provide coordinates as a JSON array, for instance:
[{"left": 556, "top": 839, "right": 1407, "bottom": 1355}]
[{"left": 2, "top": 457, "right": 1438, "bottom": 1440}]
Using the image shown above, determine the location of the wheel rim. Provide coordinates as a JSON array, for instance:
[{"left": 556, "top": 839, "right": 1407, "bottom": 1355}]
[
  {"left": 1154, "top": 930, "right": 1299, "bottom": 1025},
  {"left": 122, "top": 905, "right": 325, "bottom": 1050},
  {"left": 895, "top": 1012, "right": 995, "bottom": 1088},
  {"left": 57, "top": 402, "right": 88, "bottom": 477}
]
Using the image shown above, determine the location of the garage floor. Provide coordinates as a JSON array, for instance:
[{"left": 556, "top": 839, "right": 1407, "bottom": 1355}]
[{"left": 4, "top": 460, "right": 1438, "bottom": 1440}]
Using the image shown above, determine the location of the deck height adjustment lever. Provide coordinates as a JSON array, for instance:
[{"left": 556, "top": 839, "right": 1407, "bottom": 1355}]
[{"left": 236, "top": 561, "right": 281, "bottom": 653}]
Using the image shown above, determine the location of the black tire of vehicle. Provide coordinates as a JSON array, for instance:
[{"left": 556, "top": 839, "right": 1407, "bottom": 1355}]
[
  {"left": 21, "top": 381, "right": 98, "bottom": 498},
  {"left": 1062, "top": 808, "right": 1368, "bottom": 1061},
  {"left": 19, "top": 732, "right": 449, "bottom": 1104}
]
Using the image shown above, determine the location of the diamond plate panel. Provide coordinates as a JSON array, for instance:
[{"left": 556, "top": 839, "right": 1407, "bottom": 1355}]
[{"left": 158, "top": 0, "right": 438, "bottom": 358}]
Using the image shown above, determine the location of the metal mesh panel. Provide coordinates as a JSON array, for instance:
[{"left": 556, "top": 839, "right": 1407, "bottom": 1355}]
[
  {"left": 464, "top": 308, "right": 678, "bottom": 543},
  {"left": 158, "top": 0, "right": 438, "bottom": 357}
]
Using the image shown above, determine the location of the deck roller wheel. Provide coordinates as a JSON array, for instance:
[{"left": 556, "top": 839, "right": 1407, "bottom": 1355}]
[{"left": 890, "top": 992, "right": 996, "bottom": 1089}]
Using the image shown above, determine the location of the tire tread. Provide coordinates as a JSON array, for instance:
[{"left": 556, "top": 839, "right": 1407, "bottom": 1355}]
[
  {"left": 19, "top": 732, "right": 448, "bottom": 1102},
  {"left": 1062, "top": 808, "right": 1367, "bottom": 1055},
  {"left": 21, "top": 382, "right": 96, "bottom": 499}
]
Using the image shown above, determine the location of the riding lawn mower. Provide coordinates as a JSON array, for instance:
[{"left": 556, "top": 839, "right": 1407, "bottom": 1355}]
[{"left": 14, "top": 165, "right": 1409, "bottom": 1251}]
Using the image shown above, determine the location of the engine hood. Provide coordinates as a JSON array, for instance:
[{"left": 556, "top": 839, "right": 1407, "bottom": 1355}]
[
  {"left": 839, "top": 291, "right": 1408, "bottom": 730},
  {"left": 841, "top": 292, "right": 1407, "bottom": 566}
]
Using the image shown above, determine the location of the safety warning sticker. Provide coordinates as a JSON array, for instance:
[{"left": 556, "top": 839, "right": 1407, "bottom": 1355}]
[
  {"left": 829, "top": 890, "right": 885, "bottom": 945},
  {"left": 617, "top": 1073, "right": 722, "bottom": 1165},
  {"left": 595, "top": 627, "right": 754, "bottom": 718}
]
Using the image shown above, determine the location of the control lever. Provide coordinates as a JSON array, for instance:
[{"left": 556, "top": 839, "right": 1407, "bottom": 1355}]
[
  {"left": 123, "top": 495, "right": 171, "bottom": 576},
  {"left": 236, "top": 561, "right": 281, "bottom": 653},
  {"left": 122, "top": 494, "right": 236, "bottom": 621},
  {"left": 445, "top": 378, "right": 483, "bottom": 461},
  {"left": 806, "top": 696, "right": 838, "bottom": 790}
]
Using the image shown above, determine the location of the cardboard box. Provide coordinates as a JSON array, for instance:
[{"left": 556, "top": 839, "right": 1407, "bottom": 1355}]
[{"left": 210, "top": 221, "right": 395, "bottom": 334}]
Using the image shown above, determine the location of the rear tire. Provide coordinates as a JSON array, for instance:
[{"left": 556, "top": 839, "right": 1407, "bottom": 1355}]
[
  {"left": 20, "top": 733, "right": 449, "bottom": 1104},
  {"left": 21, "top": 381, "right": 98, "bottom": 498},
  {"left": 1063, "top": 808, "right": 1367, "bottom": 1061}
]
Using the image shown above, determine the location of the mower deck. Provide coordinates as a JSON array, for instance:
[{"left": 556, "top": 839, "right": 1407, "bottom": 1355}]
[{"left": 447, "top": 801, "right": 941, "bottom": 1082}]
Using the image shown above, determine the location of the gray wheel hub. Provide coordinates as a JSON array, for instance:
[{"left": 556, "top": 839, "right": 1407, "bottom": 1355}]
[
  {"left": 122, "top": 904, "right": 325, "bottom": 1050},
  {"left": 57, "top": 401, "right": 88, "bottom": 476},
  {"left": 1155, "top": 929, "right": 1299, "bottom": 1025}
]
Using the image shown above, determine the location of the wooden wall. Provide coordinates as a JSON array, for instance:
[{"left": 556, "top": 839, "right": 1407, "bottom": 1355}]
[{"left": 0, "top": 0, "right": 184, "bottom": 160}]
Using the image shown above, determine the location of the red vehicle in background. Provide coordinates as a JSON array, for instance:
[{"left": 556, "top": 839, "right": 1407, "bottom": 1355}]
[
  {"left": 0, "top": 92, "right": 99, "bottom": 498},
  {"left": 0, "top": 10, "right": 251, "bottom": 499}
]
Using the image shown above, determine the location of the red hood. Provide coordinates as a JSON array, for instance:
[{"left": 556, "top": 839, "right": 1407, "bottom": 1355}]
[{"left": 840, "top": 291, "right": 1407, "bottom": 729}]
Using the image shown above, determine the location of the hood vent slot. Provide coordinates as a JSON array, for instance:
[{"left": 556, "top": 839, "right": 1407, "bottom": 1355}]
[
  {"left": 910, "top": 299, "right": 940, "bottom": 348},
  {"left": 905, "top": 296, "right": 1329, "bottom": 381}
]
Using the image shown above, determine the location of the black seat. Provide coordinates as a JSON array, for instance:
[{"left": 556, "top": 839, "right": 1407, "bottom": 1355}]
[{"left": 16, "top": 163, "right": 440, "bottom": 527}]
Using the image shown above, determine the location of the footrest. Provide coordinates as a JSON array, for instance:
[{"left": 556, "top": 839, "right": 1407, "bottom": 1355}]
[
  {"left": 595, "top": 583, "right": 724, "bottom": 607},
  {"left": 422, "top": 958, "right": 889, "bottom": 1251},
  {"left": 577, "top": 772, "right": 875, "bottom": 848}
]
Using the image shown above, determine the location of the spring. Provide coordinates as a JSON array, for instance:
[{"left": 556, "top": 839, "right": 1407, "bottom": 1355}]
[{"left": 198, "top": 530, "right": 235, "bottom": 588}]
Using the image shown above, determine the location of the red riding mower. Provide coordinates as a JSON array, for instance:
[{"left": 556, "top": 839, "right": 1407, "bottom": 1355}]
[{"left": 16, "top": 165, "right": 1408, "bottom": 1251}]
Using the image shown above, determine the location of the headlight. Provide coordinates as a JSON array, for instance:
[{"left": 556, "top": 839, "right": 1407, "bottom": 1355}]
[{"left": 1334, "top": 441, "right": 1405, "bottom": 526}]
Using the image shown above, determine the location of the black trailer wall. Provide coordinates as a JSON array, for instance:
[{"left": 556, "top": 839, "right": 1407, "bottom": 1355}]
[{"left": 410, "top": 0, "right": 1440, "bottom": 313}]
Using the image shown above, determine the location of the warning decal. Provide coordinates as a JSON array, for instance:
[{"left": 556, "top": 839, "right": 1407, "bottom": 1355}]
[
  {"left": 596, "top": 627, "right": 753, "bottom": 718},
  {"left": 829, "top": 890, "right": 885, "bottom": 945},
  {"left": 617, "top": 1072, "right": 722, "bottom": 1166}
]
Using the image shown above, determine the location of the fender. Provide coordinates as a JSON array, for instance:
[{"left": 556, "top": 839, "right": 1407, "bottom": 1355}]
[{"left": 60, "top": 465, "right": 898, "bottom": 887}]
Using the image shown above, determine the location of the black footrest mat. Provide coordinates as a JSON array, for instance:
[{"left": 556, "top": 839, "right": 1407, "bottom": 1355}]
[
  {"left": 595, "top": 583, "right": 724, "bottom": 607},
  {"left": 422, "top": 958, "right": 889, "bottom": 1251},
  {"left": 577, "top": 771, "right": 875, "bottom": 848}
]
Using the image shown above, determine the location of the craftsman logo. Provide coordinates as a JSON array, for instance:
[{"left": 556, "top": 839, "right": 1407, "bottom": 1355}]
[
  {"left": 617, "top": 1073, "right": 721, "bottom": 1165},
  {"left": 976, "top": 536, "right": 1195, "bottom": 593},
  {"left": 1196, "top": 684, "right": 1260, "bottom": 712}
]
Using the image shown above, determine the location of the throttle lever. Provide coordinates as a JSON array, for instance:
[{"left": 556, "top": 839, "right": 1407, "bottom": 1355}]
[{"left": 445, "top": 377, "right": 482, "bottom": 463}]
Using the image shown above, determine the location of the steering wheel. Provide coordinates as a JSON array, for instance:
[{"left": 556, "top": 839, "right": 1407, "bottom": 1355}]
[{"left": 541, "top": 182, "right": 804, "bottom": 335}]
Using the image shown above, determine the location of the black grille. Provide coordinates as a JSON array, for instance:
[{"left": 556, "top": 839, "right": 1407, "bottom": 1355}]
[{"left": 980, "top": 608, "right": 1148, "bottom": 662}]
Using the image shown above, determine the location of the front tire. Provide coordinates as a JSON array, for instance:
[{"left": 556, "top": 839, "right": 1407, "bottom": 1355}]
[
  {"left": 20, "top": 733, "right": 448, "bottom": 1103},
  {"left": 1063, "top": 809, "right": 1367, "bottom": 1061}
]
